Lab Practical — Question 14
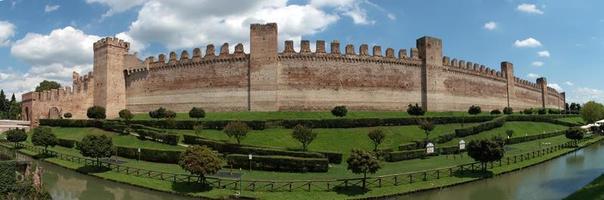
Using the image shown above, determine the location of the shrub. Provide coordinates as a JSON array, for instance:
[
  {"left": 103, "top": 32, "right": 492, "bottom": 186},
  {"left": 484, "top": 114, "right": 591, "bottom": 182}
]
[
  {"left": 490, "top": 109, "right": 501, "bottom": 115},
  {"left": 31, "top": 127, "right": 57, "bottom": 154},
  {"left": 548, "top": 109, "right": 561, "bottom": 114},
  {"left": 149, "top": 107, "right": 167, "bottom": 119},
  {"left": 87, "top": 106, "right": 106, "bottom": 119},
  {"left": 63, "top": 113, "right": 72, "bottom": 119},
  {"left": 291, "top": 124, "right": 317, "bottom": 151},
  {"left": 347, "top": 149, "right": 381, "bottom": 189},
  {"left": 468, "top": 105, "right": 481, "bottom": 115},
  {"left": 331, "top": 106, "right": 348, "bottom": 117},
  {"left": 467, "top": 139, "right": 504, "bottom": 171},
  {"left": 164, "top": 110, "right": 176, "bottom": 119},
  {"left": 368, "top": 129, "right": 386, "bottom": 151},
  {"left": 226, "top": 154, "right": 328, "bottom": 173},
  {"left": 118, "top": 109, "right": 134, "bottom": 123},
  {"left": 523, "top": 108, "right": 534, "bottom": 115},
  {"left": 56, "top": 138, "right": 76, "bottom": 148},
  {"left": 418, "top": 119, "right": 434, "bottom": 141},
  {"left": 116, "top": 146, "right": 182, "bottom": 164},
  {"left": 78, "top": 134, "right": 113, "bottom": 166},
  {"left": 5, "top": 128, "right": 27, "bottom": 147},
  {"left": 189, "top": 107, "right": 206, "bottom": 120},
  {"left": 538, "top": 108, "right": 547, "bottom": 115},
  {"left": 224, "top": 121, "right": 249, "bottom": 145},
  {"left": 179, "top": 146, "right": 223, "bottom": 178},
  {"left": 407, "top": 103, "right": 425, "bottom": 116},
  {"left": 503, "top": 107, "right": 513, "bottom": 115}
]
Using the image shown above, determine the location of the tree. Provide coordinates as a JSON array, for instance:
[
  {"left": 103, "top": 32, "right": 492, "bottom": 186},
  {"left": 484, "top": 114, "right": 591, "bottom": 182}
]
[
  {"left": 468, "top": 105, "right": 481, "bottom": 115},
  {"left": 7, "top": 94, "right": 20, "bottom": 120},
  {"left": 407, "top": 103, "right": 425, "bottom": 116},
  {"left": 523, "top": 108, "right": 534, "bottom": 115},
  {"left": 6, "top": 128, "right": 27, "bottom": 148},
  {"left": 537, "top": 108, "right": 547, "bottom": 115},
  {"left": 565, "top": 127, "right": 585, "bottom": 147},
  {"left": 149, "top": 107, "right": 168, "bottom": 119},
  {"left": 0, "top": 90, "right": 6, "bottom": 114},
  {"left": 87, "top": 106, "right": 106, "bottom": 119},
  {"left": 35, "top": 80, "right": 61, "bottom": 92},
  {"left": 503, "top": 107, "right": 513, "bottom": 115},
  {"left": 506, "top": 130, "right": 514, "bottom": 138},
  {"left": 418, "top": 119, "right": 434, "bottom": 142},
  {"left": 368, "top": 129, "right": 386, "bottom": 152},
  {"left": 467, "top": 139, "right": 504, "bottom": 171},
  {"left": 346, "top": 149, "right": 381, "bottom": 189},
  {"left": 223, "top": 121, "right": 249, "bottom": 145},
  {"left": 580, "top": 101, "right": 604, "bottom": 124},
  {"left": 178, "top": 145, "right": 223, "bottom": 181},
  {"left": 164, "top": 110, "right": 176, "bottom": 119},
  {"left": 31, "top": 127, "right": 57, "bottom": 155},
  {"left": 63, "top": 113, "right": 72, "bottom": 119},
  {"left": 78, "top": 135, "right": 113, "bottom": 167},
  {"left": 291, "top": 124, "right": 317, "bottom": 151},
  {"left": 189, "top": 107, "right": 206, "bottom": 120},
  {"left": 490, "top": 109, "right": 501, "bottom": 115},
  {"left": 331, "top": 106, "right": 348, "bottom": 117},
  {"left": 118, "top": 109, "right": 134, "bottom": 124}
]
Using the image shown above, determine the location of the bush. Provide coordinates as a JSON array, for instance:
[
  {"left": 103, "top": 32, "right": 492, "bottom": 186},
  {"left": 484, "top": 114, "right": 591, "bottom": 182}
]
[
  {"left": 227, "top": 154, "right": 329, "bottom": 172},
  {"left": 331, "top": 106, "right": 348, "bottom": 117},
  {"left": 56, "top": 138, "right": 76, "bottom": 148},
  {"left": 490, "top": 109, "right": 501, "bottom": 115},
  {"left": 523, "top": 108, "right": 534, "bottom": 115},
  {"left": 548, "top": 109, "right": 562, "bottom": 114},
  {"left": 117, "top": 146, "right": 183, "bottom": 164},
  {"left": 503, "top": 107, "right": 513, "bottom": 115},
  {"left": 538, "top": 108, "right": 547, "bottom": 115},
  {"left": 63, "top": 113, "right": 72, "bottom": 119},
  {"left": 165, "top": 110, "right": 177, "bottom": 119},
  {"left": 87, "top": 106, "right": 106, "bottom": 119},
  {"left": 224, "top": 121, "right": 249, "bottom": 145},
  {"left": 407, "top": 103, "right": 425, "bottom": 116},
  {"left": 149, "top": 107, "right": 168, "bottom": 119},
  {"left": 468, "top": 105, "right": 481, "bottom": 115},
  {"left": 189, "top": 107, "right": 206, "bottom": 120},
  {"left": 5, "top": 128, "right": 27, "bottom": 146},
  {"left": 119, "top": 109, "right": 134, "bottom": 122}
]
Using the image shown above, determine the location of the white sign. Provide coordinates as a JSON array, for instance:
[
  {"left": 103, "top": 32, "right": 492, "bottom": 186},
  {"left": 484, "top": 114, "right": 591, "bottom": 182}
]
[
  {"left": 137, "top": 148, "right": 141, "bottom": 153},
  {"left": 426, "top": 143, "right": 435, "bottom": 154},
  {"left": 459, "top": 140, "right": 466, "bottom": 150},
  {"left": 248, "top": 154, "right": 253, "bottom": 160}
]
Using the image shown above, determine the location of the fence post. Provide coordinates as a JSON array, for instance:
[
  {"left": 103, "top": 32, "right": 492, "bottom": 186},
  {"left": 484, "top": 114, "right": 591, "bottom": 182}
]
[
  {"left": 394, "top": 176, "right": 398, "bottom": 186},
  {"left": 423, "top": 172, "right": 427, "bottom": 181},
  {"left": 436, "top": 170, "right": 440, "bottom": 179},
  {"left": 379, "top": 177, "right": 382, "bottom": 187},
  {"left": 409, "top": 174, "right": 413, "bottom": 183}
]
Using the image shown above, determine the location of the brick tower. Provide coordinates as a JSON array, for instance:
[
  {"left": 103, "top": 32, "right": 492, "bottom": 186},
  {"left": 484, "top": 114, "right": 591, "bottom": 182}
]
[
  {"left": 93, "top": 37, "right": 129, "bottom": 118},
  {"left": 249, "top": 23, "right": 279, "bottom": 111}
]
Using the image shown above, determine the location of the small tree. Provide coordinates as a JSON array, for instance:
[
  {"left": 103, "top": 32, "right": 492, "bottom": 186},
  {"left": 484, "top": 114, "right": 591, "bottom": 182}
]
[
  {"left": 565, "top": 127, "right": 585, "bottom": 147},
  {"left": 189, "top": 107, "right": 206, "bottom": 120},
  {"left": 118, "top": 109, "right": 134, "bottom": 124},
  {"left": 407, "top": 103, "right": 425, "bottom": 116},
  {"left": 164, "top": 110, "right": 177, "bottom": 119},
  {"left": 346, "top": 149, "right": 381, "bottom": 189},
  {"left": 418, "top": 119, "right": 434, "bottom": 142},
  {"left": 537, "top": 108, "right": 547, "bottom": 115},
  {"left": 87, "top": 106, "right": 106, "bottom": 119},
  {"left": 490, "top": 109, "right": 501, "bottom": 115},
  {"left": 331, "top": 106, "right": 348, "bottom": 117},
  {"left": 224, "top": 121, "right": 249, "bottom": 145},
  {"left": 467, "top": 139, "right": 504, "bottom": 171},
  {"left": 523, "top": 108, "right": 534, "bottom": 115},
  {"left": 503, "top": 107, "right": 513, "bottom": 115},
  {"left": 506, "top": 130, "right": 514, "bottom": 138},
  {"left": 179, "top": 145, "right": 223, "bottom": 181},
  {"left": 368, "top": 129, "right": 386, "bottom": 152},
  {"left": 78, "top": 135, "right": 113, "bottom": 167},
  {"left": 63, "top": 112, "right": 72, "bottom": 119},
  {"left": 31, "top": 127, "right": 57, "bottom": 155},
  {"left": 580, "top": 101, "right": 604, "bottom": 124},
  {"left": 468, "top": 105, "right": 481, "bottom": 115},
  {"left": 291, "top": 124, "right": 317, "bottom": 151},
  {"left": 6, "top": 128, "right": 27, "bottom": 148},
  {"left": 149, "top": 107, "right": 167, "bottom": 119}
]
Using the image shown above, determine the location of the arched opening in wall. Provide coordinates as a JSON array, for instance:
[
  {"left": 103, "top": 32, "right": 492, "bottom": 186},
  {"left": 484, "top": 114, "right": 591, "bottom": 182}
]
[
  {"left": 48, "top": 107, "right": 61, "bottom": 119},
  {"left": 24, "top": 107, "right": 30, "bottom": 121}
]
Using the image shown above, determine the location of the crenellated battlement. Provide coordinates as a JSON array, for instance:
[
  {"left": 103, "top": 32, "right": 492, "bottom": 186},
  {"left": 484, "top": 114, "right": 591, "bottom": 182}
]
[
  {"left": 442, "top": 56, "right": 503, "bottom": 80},
  {"left": 93, "top": 37, "right": 130, "bottom": 50},
  {"left": 139, "top": 43, "right": 248, "bottom": 70}
]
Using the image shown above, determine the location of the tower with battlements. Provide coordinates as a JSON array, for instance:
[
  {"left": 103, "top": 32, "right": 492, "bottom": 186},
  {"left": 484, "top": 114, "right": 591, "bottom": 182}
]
[{"left": 92, "top": 37, "right": 129, "bottom": 119}]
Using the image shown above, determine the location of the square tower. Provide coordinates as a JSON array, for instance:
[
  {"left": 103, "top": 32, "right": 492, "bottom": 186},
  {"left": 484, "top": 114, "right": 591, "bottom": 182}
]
[
  {"left": 93, "top": 37, "right": 129, "bottom": 118},
  {"left": 249, "top": 23, "right": 279, "bottom": 111}
]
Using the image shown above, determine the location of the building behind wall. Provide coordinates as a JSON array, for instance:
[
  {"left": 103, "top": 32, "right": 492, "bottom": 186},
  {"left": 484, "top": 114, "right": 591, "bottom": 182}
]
[{"left": 21, "top": 22, "right": 566, "bottom": 126}]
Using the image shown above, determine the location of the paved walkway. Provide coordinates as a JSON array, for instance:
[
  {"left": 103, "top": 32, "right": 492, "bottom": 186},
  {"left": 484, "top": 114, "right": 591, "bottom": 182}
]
[{"left": 0, "top": 120, "right": 30, "bottom": 133}]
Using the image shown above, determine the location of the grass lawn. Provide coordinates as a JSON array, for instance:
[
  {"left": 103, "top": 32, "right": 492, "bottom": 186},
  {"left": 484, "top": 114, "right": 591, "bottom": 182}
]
[
  {"left": 557, "top": 117, "right": 586, "bottom": 125},
  {"left": 565, "top": 173, "right": 604, "bottom": 200},
  {"left": 49, "top": 127, "right": 185, "bottom": 151},
  {"left": 131, "top": 111, "right": 492, "bottom": 121},
  {"left": 441, "top": 122, "right": 568, "bottom": 146}
]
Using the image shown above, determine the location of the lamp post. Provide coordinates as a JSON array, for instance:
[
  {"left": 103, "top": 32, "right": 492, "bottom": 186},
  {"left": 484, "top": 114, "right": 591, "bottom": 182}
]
[{"left": 248, "top": 154, "right": 253, "bottom": 171}]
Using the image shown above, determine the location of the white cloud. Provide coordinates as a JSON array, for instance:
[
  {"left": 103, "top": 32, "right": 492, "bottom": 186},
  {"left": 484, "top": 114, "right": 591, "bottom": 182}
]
[
  {"left": 44, "top": 4, "right": 60, "bottom": 13},
  {"left": 122, "top": 0, "right": 348, "bottom": 51},
  {"left": 565, "top": 81, "right": 574, "bottom": 86},
  {"left": 531, "top": 61, "right": 544, "bottom": 67},
  {"left": 514, "top": 37, "right": 542, "bottom": 48},
  {"left": 387, "top": 13, "right": 396, "bottom": 20},
  {"left": 310, "top": 0, "right": 374, "bottom": 25},
  {"left": 548, "top": 83, "right": 563, "bottom": 92},
  {"left": 517, "top": 3, "right": 544, "bottom": 14},
  {"left": 483, "top": 21, "right": 497, "bottom": 30},
  {"left": 0, "top": 20, "right": 16, "bottom": 46},
  {"left": 527, "top": 73, "right": 541, "bottom": 79},
  {"left": 85, "top": 0, "right": 147, "bottom": 18},
  {"left": 570, "top": 87, "right": 604, "bottom": 103},
  {"left": 537, "top": 50, "right": 550, "bottom": 57}
]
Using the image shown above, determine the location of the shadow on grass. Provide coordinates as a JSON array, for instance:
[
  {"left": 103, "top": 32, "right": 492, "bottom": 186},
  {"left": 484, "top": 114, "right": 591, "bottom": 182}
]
[
  {"left": 32, "top": 153, "right": 55, "bottom": 159},
  {"left": 76, "top": 165, "right": 111, "bottom": 174},
  {"left": 171, "top": 181, "right": 213, "bottom": 193},
  {"left": 332, "top": 185, "right": 369, "bottom": 196},
  {"left": 452, "top": 169, "right": 494, "bottom": 178}
]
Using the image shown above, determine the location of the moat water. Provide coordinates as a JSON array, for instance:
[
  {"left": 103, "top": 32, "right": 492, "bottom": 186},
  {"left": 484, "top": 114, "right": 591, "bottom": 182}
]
[
  {"left": 399, "top": 140, "right": 604, "bottom": 200},
  {"left": 12, "top": 140, "right": 604, "bottom": 200}
]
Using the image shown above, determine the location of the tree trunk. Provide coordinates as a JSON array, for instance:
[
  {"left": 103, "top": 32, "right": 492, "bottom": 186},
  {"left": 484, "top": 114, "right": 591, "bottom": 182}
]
[{"left": 363, "top": 171, "right": 367, "bottom": 189}]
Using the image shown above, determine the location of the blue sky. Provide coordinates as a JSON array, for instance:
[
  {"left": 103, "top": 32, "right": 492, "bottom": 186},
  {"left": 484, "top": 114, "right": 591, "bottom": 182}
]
[{"left": 0, "top": 0, "right": 602, "bottom": 103}]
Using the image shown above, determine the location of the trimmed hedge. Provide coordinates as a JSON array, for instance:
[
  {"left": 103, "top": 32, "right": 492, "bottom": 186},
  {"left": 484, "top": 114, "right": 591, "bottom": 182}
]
[
  {"left": 387, "top": 145, "right": 464, "bottom": 162},
  {"left": 57, "top": 138, "right": 76, "bottom": 148},
  {"left": 505, "top": 115, "right": 578, "bottom": 126},
  {"left": 506, "top": 130, "right": 566, "bottom": 145},
  {"left": 39, "top": 119, "right": 102, "bottom": 127},
  {"left": 226, "top": 154, "right": 329, "bottom": 172},
  {"left": 0, "top": 160, "right": 17, "bottom": 194},
  {"left": 454, "top": 116, "right": 506, "bottom": 137},
  {"left": 127, "top": 120, "right": 266, "bottom": 130},
  {"left": 183, "top": 134, "right": 342, "bottom": 164},
  {"left": 116, "top": 146, "right": 182, "bottom": 164},
  {"left": 281, "top": 116, "right": 497, "bottom": 129},
  {"left": 131, "top": 125, "right": 179, "bottom": 145}
]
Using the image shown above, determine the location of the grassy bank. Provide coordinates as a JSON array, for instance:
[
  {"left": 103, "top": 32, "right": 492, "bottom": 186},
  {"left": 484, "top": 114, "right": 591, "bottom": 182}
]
[{"left": 565, "top": 173, "right": 604, "bottom": 200}]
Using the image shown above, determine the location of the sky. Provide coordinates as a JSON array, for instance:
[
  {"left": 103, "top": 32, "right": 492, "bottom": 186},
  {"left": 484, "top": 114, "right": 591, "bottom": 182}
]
[{"left": 0, "top": 0, "right": 602, "bottom": 103}]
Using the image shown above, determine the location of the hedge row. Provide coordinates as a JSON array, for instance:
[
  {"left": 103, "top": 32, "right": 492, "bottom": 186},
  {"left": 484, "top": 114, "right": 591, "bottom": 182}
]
[
  {"left": 386, "top": 145, "right": 464, "bottom": 162},
  {"left": 0, "top": 160, "right": 17, "bottom": 194},
  {"left": 130, "top": 125, "right": 179, "bottom": 145},
  {"left": 226, "top": 154, "right": 329, "bottom": 172},
  {"left": 454, "top": 116, "right": 506, "bottom": 137},
  {"left": 115, "top": 146, "right": 182, "bottom": 164},
  {"left": 505, "top": 115, "right": 579, "bottom": 126},
  {"left": 506, "top": 130, "right": 566, "bottom": 145},
  {"left": 127, "top": 120, "right": 266, "bottom": 130},
  {"left": 183, "top": 135, "right": 342, "bottom": 164},
  {"left": 57, "top": 138, "right": 76, "bottom": 148},
  {"left": 281, "top": 115, "right": 497, "bottom": 129}
]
